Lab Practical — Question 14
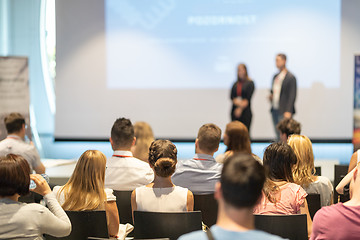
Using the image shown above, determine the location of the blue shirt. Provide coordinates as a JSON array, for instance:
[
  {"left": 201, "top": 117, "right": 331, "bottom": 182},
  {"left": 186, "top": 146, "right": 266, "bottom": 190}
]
[
  {"left": 178, "top": 225, "right": 286, "bottom": 240},
  {"left": 172, "top": 154, "right": 222, "bottom": 194}
]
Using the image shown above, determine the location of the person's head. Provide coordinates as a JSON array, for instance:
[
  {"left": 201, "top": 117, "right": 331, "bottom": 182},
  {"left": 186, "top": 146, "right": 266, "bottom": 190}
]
[
  {"left": 237, "top": 63, "right": 249, "bottom": 81},
  {"left": 263, "top": 142, "right": 297, "bottom": 182},
  {"left": 276, "top": 53, "right": 287, "bottom": 70},
  {"left": 60, "top": 150, "right": 107, "bottom": 211},
  {"left": 196, "top": 123, "right": 221, "bottom": 155},
  {"left": 0, "top": 154, "right": 30, "bottom": 198},
  {"left": 287, "top": 135, "right": 315, "bottom": 187},
  {"left": 224, "top": 121, "right": 251, "bottom": 154},
  {"left": 276, "top": 118, "right": 301, "bottom": 142},
  {"left": 4, "top": 113, "right": 26, "bottom": 136},
  {"left": 215, "top": 153, "right": 265, "bottom": 210},
  {"left": 148, "top": 140, "right": 177, "bottom": 178},
  {"left": 132, "top": 122, "right": 155, "bottom": 162},
  {"left": 110, "top": 118, "right": 135, "bottom": 151}
]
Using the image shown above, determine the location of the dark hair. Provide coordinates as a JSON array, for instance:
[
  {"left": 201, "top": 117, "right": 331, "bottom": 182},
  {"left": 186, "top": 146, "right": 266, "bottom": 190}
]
[
  {"left": 277, "top": 53, "right": 287, "bottom": 61},
  {"left": 111, "top": 118, "right": 134, "bottom": 149},
  {"left": 237, "top": 63, "right": 250, "bottom": 81},
  {"left": 225, "top": 121, "right": 251, "bottom": 154},
  {"left": 197, "top": 123, "right": 221, "bottom": 153},
  {"left": 221, "top": 153, "right": 265, "bottom": 208},
  {"left": 0, "top": 154, "right": 30, "bottom": 197},
  {"left": 276, "top": 118, "right": 301, "bottom": 138},
  {"left": 263, "top": 142, "right": 297, "bottom": 182},
  {"left": 148, "top": 140, "right": 177, "bottom": 177},
  {"left": 4, "top": 113, "right": 25, "bottom": 134}
]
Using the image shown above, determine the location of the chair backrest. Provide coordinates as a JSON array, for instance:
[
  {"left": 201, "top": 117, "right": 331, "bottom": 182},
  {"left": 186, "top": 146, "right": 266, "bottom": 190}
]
[
  {"left": 44, "top": 211, "right": 108, "bottom": 240},
  {"left": 134, "top": 211, "right": 202, "bottom": 240},
  {"left": 113, "top": 190, "right": 133, "bottom": 224},
  {"left": 306, "top": 194, "right": 321, "bottom": 220},
  {"left": 314, "top": 166, "right": 321, "bottom": 176},
  {"left": 193, "top": 194, "right": 218, "bottom": 227},
  {"left": 254, "top": 214, "right": 308, "bottom": 240},
  {"left": 334, "top": 165, "right": 350, "bottom": 203}
]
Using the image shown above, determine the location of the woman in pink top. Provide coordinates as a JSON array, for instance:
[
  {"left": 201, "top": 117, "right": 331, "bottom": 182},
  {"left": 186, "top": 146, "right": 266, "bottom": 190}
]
[{"left": 253, "top": 142, "right": 312, "bottom": 236}]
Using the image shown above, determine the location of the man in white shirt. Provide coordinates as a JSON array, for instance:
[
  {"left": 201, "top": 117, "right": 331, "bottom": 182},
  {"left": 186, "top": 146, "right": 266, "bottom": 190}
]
[
  {"left": 172, "top": 123, "right": 223, "bottom": 195},
  {"left": 269, "top": 53, "right": 297, "bottom": 140},
  {"left": 0, "top": 113, "right": 45, "bottom": 174},
  {"left": 105, "top": 117, "right": 154, "bottom": 191}
]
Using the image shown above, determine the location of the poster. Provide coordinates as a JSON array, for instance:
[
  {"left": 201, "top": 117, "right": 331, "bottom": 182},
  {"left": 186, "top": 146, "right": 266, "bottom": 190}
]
[{"left": 0, "top": 56, "right": 31, "bottom": 140}]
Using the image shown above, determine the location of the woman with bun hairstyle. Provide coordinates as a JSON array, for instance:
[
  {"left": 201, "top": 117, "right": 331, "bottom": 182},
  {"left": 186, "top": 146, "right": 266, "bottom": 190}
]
[{"left": 131, "top": 140, "right": 194, "bottom": 213}]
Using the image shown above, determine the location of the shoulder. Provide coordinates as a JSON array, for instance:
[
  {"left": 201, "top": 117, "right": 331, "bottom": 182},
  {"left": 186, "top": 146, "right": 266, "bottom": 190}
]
[
  {"left": 285, "top": 183, "right": 307, "bottom": 196},
  {"left": 20, "top": 202, "right": 51, "bottom": 215},
  {"left": 178, "top": 230, "right": 206, "bottom": 240},
  {"left": 313, "top": 203, "right": 343, "bottom": 221},
  {"left": 316, "top": 176, "right": 333, "bottom": 186},
  {"left": 52, "top": 186, "right": 63, "bottom": 195},
  {"left": 248, "top": 230, "right": 287, "bottom": 239},
  {"left": 285, "top": 71, "right": 296, "bottom": 81}
]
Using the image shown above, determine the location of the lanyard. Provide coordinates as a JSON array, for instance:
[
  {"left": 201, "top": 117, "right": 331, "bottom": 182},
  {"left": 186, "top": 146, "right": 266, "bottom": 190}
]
[
  {"left": 193, "top": 158, "right": 211, "bottom": 161},
  {"left": 112, "top": 155, "right": 132, "bottom": 158}
]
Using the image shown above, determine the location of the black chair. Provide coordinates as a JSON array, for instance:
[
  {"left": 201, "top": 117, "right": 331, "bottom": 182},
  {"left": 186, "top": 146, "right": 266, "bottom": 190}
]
[
  {"left": 194, "top": 194, "right": 218, "bottom": 227},
  {"left": 314, "top": 166, "right": 321, "bottom": 176},
  {"left": 254, "top": 214, "right": 308, "bottom": 240},
  {"left": 306, "top": 194, "right": 321, "bottom": 220},
  {"left": 334, "top": 165, "right": 350, "bottom": 203},
  {"left": 44, "top": 211, "right": 109, "bottom": 240},
  {"left": 133, "top": 211, "right": 202, "bottom": 240},
  {"left": 112, "top": 190, "right": 133, "bottom": 224}
]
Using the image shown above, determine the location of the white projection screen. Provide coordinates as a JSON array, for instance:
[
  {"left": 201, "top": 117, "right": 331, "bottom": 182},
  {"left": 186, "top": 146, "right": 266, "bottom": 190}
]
[{"left": 55, "top": 0, "right": 357, "bottom": 140}]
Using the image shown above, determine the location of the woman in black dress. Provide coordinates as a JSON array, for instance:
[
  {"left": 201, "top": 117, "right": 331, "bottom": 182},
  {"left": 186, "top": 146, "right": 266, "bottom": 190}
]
[{"left": 230, "top": 63, "right": 255, "bottom": 133}]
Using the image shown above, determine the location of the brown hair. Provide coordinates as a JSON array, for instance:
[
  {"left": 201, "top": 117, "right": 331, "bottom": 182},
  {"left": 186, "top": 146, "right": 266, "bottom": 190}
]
[
  {"left": 277, "top": 53, "right": 287, "bottom": 61},
  {"left": 148, "top": 140, "right": 177, "bottom": 178},
  {"left": 276, "top": 118, "right": 301, "bottom": 138},
  {"left": 4, "top": 113, "right": 25, "bottom": 134},
  {"left": 133, "top": 122, "right": 154, "bottom": 161},
  {"left": 225, "top": 121, "right": 251, "bottom": 154},
  {"left": 58, "top": 150, "right": 107, "bottom": 211},
  {"left": 197, "top": 123, "right": 221, "bottom": 153},
  {"left": 0, "top": 154, "right": 30, "bottom": 197},
  {"left": 237, "top": 63, "right": 250, "bottom": 81},
  {"left": 262, "top": 142, "right": 297, "bottom": 203},
  {"left": 111, "top": 118, "right": 134, "bottom": 149}
]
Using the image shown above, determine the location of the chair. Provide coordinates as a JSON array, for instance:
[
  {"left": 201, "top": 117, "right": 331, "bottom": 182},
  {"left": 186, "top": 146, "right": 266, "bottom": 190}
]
[
  {"left": 306, "top": 194, "right": 321, "bottom": 220},
  {"left": 44, "top": 211, "right": 109, "bottom": 240},
  {"left": 133, "top": 211, "right": 202, "bottom": 240},
  {"left": 112, "top": 190, "right": 133, "bottom": 225},
  {"left": 334, "top": 165, "right": 350, "bottom": 203},
  {"left": 193, "top": 194, "right": 218, "bottom": 227},
  {"left": 254, "top": 214, "right": 308, "bottom": 240},
  {"left": 314, "top": 166, "right": 321, "bottom": 176}
]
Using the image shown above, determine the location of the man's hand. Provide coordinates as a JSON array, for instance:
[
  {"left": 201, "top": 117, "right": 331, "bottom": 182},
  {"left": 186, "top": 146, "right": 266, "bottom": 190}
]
[
  {"left": 284, "top": 112, "right": 292, "bottom": 119},
  {"left": 268, "top": 94, "right": 273, "bottom": 102},
  {"left": 234, "top": 107, "right": 243, "bottom": 118}
]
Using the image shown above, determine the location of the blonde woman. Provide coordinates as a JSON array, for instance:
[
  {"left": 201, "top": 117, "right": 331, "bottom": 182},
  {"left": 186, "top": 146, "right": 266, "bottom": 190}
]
[
  {"left": 131, "top": 122, "right": 154, "bottom": 162},
  {"left": 53, "top": 150, "right": 120, "bottom": 238},
  {"left": 288, "top": 135, "right": 333, "bottom": 207}
]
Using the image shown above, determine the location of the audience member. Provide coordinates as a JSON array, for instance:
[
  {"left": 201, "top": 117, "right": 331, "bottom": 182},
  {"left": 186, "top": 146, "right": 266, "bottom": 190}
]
[
  {"left": 0, "top": 113, "right": 45, "bottom": 173},
  {"left": 215, "top": 121, "right": 251, "bottom": 164},
  {"left": 276, "top": 118, "right": 301, "bottom": 142},
  {"left": 288, "top": 135, "right": 333, "bottom": 206},
  {"left": 253, "top": 142, "right": 312, "bottom": 236},
  {"left": 105, "top": 118, "right": 154, "bottom": 191},
  {"left": 0, "top": 154, "right": 71, "bottom": 239},
  {"left": 179, "top": 154, "right": 285, "bottom": 240},
  {"left": 311, "top": 164, "right": 360, "bottom": 239},
  {"left": 131, "top": 121, "right": 154, "bottom": 162},
  {"left": 172, "top": 123, "right": 223, "bottom": 194},
  {"left": 53, "top": 150, "right": 120, "bottom": 237},
  {"left": 131, "top": 140, "right": 193, "bottom": 213}
]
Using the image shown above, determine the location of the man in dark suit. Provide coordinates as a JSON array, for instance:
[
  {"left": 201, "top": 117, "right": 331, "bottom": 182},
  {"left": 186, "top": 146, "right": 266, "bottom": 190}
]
[{"left": 269, "top": 53, "right": 297, "bottom": 139}]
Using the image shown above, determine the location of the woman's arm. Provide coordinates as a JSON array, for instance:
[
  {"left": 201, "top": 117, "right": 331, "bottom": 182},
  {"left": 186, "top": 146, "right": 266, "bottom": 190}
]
[
  {"left": 336, "top": 168, "right": 355, "bottom": 194},
  {"left": 186, "top": 190, "right": 194, "bottom": 211},
  {"left": 131, "top": 190, "right": 137, "bottom": 223},
  {"left": 30, "top": 175, "right": 71, "bottom": 237},
  {"left": 299, "top": 199, "right": 312, "bottom": 238},
  {"left": 105, "top": 201, "right": 120, "bottom": 238}
]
